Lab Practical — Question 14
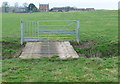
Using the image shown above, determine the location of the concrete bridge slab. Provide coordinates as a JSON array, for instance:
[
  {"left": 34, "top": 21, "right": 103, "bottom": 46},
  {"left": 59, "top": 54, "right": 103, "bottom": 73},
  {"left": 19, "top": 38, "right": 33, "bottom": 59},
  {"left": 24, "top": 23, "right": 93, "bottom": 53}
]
[{"left": 19, "top": 42, "right": 79, "bottom": 59}]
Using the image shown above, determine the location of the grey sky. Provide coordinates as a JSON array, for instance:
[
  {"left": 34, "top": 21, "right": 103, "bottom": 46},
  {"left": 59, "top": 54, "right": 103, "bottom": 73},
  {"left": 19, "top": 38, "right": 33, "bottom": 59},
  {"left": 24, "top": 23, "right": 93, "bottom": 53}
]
[{"left": 0, "top": 0, "right": 119, "bottom": 10}]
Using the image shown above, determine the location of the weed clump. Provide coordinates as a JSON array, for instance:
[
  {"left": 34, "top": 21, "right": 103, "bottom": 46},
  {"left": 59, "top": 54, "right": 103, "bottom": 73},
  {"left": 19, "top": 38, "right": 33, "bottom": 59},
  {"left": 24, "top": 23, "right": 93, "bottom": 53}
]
[{"left": 71, "top": 41, "right": 118, "bottom": 58}]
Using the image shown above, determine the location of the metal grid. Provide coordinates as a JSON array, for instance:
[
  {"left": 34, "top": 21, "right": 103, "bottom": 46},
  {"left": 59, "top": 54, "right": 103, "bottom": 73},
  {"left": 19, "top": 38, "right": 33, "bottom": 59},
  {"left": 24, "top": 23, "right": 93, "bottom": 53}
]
[{"left": 21, "top": 20, "right": 80, "bottom": 45}]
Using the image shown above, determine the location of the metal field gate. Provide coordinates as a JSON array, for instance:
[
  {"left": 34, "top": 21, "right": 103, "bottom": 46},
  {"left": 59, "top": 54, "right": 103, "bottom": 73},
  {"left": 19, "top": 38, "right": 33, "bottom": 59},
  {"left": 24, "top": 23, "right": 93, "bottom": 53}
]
[{"left": 21, "top": 20, "right": 80, "bottom": 45}]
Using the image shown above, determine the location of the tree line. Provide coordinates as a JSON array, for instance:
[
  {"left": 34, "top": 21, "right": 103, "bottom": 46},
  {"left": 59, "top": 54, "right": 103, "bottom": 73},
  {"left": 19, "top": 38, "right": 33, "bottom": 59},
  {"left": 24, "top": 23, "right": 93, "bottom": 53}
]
[{"left": 2, "top": 2, "right": 38, "bottom": 13}]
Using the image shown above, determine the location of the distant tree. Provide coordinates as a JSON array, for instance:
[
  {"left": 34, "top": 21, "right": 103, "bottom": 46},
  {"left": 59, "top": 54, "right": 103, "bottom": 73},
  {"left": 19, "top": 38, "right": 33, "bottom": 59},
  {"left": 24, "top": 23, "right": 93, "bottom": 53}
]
[
  {"left": 23, "top": 3, "right": 28, "bottom": 8},
  {"left": 13, "top": 2, "right": 19, "bottom": 13},
  {"left": 2, "top": 2, "right": 9, "bottom": 13},
  {"left": 119, "top": 1, "right": 120, "bottom": 10},
  {"left": 12, "top": 9, "right": 15, "bottom": 13},
  {"left": 23, "top": 3, "right": 28, "bottom": 11},
  {"left": 58, "top": 9, "right": 62, "bottom": 12},
  {"left": 14, "top": 2, "right": 19, "bottom": 8},
  {"left": 27, "top": 3, "right": 38, "bottom": 12},
  {"left": 49, "top": 8, "right": 53, "bottom": 12},
  {"left": 65, "top": 6, "right": 70, "bottom": 12}
]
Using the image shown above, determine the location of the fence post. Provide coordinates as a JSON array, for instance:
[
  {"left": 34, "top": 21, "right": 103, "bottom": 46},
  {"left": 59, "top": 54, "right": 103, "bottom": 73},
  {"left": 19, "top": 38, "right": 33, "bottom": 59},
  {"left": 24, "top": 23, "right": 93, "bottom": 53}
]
[
  {"left": 21, "top": 20, "right": 24, "bottom": 45},
  {"left": 76, "top": 21, "right": 80, "bottom": 43}
]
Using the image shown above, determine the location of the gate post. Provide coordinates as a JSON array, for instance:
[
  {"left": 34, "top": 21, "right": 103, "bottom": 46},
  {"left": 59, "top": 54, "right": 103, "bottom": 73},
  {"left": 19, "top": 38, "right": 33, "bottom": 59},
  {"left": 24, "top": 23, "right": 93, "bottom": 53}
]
[
  {"left": 21, "top": 20, "right": 24, "bottom": 45},
  {"left": 76, "top": 21, "right": 80, "bottom": 43}
]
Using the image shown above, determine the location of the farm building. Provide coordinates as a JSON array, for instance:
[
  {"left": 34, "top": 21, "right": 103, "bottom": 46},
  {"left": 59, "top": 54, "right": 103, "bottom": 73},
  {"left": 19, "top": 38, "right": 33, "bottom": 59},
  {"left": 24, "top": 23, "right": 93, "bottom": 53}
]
[
  {"left": 69, "top": 8, "right": 86, "bottom": 11},
  {"left": 86, "top": 8, "right": 95, "bottom": 11},
  {"left": 52, "top": 7, "right": 78, "bottom": 12},
  {"left": 52, "top": 7, "right": 67, "bottom": 12},
  {"left": 51, "top": 7, "right": 94, "bottom": 12},
  {"left": 39, "top": 3, "right": 49, "bottom": 12}
]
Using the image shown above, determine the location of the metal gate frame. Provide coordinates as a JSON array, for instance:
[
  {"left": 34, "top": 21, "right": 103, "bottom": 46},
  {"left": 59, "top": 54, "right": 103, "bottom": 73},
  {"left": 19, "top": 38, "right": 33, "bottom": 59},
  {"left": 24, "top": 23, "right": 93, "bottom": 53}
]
[{"left": 21, "top": 20, "right": 80, "bottom": 45}]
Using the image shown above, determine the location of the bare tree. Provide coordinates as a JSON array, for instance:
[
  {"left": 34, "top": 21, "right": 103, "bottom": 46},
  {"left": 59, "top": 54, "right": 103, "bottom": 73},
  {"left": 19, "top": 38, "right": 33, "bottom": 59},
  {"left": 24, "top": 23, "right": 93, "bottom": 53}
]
[
  {"left": 2, "top": 2, "right": 9, "bottom": 13},
  {"left": 14, "top": 2, "right": 19, "bottom": 8},
  {"left": 2, "top": 2, "right": 9, "bottom": 7},
  {"left": 119, "top": 1, "right": 120, "bottom": 10},
  {"left": 23, "top": 3, "right": 28, "bottom": 11},
  {"left": 23, "top": 3, "right": 28, "bottom": 8}
]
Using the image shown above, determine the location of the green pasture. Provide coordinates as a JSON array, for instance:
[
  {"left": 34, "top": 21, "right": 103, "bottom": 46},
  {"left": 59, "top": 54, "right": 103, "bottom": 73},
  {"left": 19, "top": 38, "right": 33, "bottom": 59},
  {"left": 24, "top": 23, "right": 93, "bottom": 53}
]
[
  {"left": 2, "top": 10, "right": 118, "bottom": 58},
  {"left": 2, "top": 10, "right": 118, "bottom": 42},
  {"left": 2, "top": 10, "right": 119, "bottom": 82},
  {"left": 2, "top": 57, "right": 118, "bottom": 82}
]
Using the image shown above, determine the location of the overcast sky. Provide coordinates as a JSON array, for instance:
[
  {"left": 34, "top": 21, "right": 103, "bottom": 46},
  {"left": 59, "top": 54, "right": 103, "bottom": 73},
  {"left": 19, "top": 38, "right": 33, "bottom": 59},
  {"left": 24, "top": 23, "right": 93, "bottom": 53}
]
[{"left": 0, "top": 0, "right": 119, "bottom": 10}]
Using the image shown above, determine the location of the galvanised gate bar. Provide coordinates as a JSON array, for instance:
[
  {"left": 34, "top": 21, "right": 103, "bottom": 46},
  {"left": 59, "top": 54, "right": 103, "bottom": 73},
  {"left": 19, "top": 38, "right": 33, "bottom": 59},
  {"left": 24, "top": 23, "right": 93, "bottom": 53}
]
[{"left": 21, "top": 20, "right": 80, "bottom": 45}]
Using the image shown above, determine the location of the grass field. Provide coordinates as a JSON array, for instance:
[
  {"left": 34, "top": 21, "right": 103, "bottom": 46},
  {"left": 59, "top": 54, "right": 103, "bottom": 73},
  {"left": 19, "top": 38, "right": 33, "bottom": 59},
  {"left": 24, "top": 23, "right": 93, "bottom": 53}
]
[
  {"left": 2, "top": 10, "right": 119, "bottom": 82},
  {"left": 2, "top": 10, "right": 118, "bottom": 42},
  {"left": 2, "top": 57, "right": 118, "bottom": 82}
]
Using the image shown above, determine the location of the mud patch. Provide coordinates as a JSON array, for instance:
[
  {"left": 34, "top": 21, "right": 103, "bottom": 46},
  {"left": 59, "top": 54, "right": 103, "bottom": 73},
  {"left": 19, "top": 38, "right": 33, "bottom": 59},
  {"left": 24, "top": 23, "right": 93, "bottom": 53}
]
[
  {"left": 2, "top": 41, "right": 25, "bottom": 59},
  {"left": 70, "top": 41, "right": 118, "bottom": 58},
  {"left": 70, "top": 41, "right": 97, "bottom": 57},
  {"left": 71, "top": 40, "right": 97, "bottom": 49}
]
